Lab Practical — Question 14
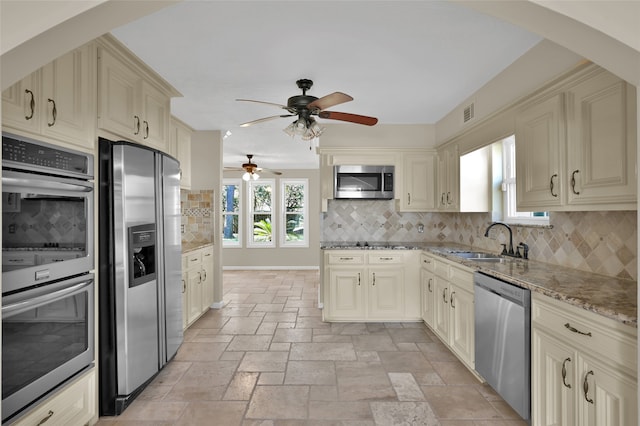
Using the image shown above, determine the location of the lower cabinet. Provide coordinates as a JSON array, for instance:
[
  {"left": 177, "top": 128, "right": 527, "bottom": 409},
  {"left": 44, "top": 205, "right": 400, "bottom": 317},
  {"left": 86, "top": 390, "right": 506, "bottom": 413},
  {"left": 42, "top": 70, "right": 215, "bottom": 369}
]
[
  {"left": 422, "top": 252, "right": 475, "bottom": 370},
  {"left": 323, "top": 250, "right": 420, "bottom": 321},
  {"left": 532, "top": 293, "right": 637, "bottom": 426},
  {"left": 13, "top": 368, "right": 96, "bottom": 426},
  {"left": 182, "top": 245, "right": 214, "bottom": 329}
]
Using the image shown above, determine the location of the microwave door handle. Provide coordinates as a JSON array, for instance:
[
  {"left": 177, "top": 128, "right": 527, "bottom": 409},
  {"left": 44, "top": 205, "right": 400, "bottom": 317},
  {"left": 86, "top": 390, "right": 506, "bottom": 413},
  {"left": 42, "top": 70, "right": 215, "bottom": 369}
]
[{"left": 2, "top": 279, "right": 93, "bottom": 318}]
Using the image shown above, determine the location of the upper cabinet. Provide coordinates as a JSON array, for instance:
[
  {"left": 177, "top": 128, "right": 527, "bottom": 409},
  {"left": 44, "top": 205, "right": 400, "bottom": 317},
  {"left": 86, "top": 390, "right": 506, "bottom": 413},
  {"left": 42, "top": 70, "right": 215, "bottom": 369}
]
[
  {"left": 400, "top": 150, "right": 437, "bottom": 212},
  {"left": 437, "top": 144, "right": 459, "bottom": 211},
  {"left": 516, "top": 66, "right": 636, "bottom": 211},
  {"left": 97, "top": 35, "right": 180, "bottom": 153},
  {"left": 169, "top": 116, "right": 193, "bottom": 189},
  {"left": 2, "top": 43, "right": 96, "bottom": 151}
]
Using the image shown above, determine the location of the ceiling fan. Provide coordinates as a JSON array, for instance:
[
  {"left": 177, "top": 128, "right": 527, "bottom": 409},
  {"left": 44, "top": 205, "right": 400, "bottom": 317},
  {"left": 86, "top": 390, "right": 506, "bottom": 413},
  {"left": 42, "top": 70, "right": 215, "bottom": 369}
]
[
  {"left": 237, "top": 79, "right": 378, "bottom": 140},
  {"left": 224, "top": 155, "right": 282, "bottom": 181}
]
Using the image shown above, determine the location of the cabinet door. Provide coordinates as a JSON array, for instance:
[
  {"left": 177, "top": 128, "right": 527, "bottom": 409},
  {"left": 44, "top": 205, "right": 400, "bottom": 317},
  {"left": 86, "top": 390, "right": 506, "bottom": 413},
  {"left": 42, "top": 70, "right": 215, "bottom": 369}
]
[
  {"left": 566, "top": 72, "right": 636, "bottom": 206},
  {"left": 516, "top": 93, "right": 564, "bottom": 210},
  {"left": 187, "top": 268, "right": 203, "bottom": 325},
  {"left": 577, "top": 354, "right": 638, "bottom": 426},
  {"left": 433, "top": 277, "right": 449, "bottom": 340},
  {"left": 401, "top": 152, "right": 437, "bottom": 211},
  {"left": 141, "top": 80, "right": 170, "bottom": 151},
  {"left": 368, "top": 268, "right": 404, "bottom": 319},
  {"left": 531, "top": 327, "right": 576, "bottom": 426},
  {"left": 98, "top": 47, "right": 140, "bottom": 140},
  {"left": 200, "top": 248, "right": 214, "bottom": 310},
  {"left": 448, "top": 284, "right": 474, "bottom": 368},
  {"left": 41, "top": 44, "right": 95, "bottom": 149},
  {"left": 437, "top": 145, "right": 459, "bottom": 211},
  {"left": 2, "top": 73, "right": 41, "bottom": 133},
  {"left": 174, "top": 120, "right": 192, "bottom": 189},
  {"left": 420, "top": 268, "right": 435, "bottom": 327},
  {"left": 327, "top": 268, "right": 365, "bottom": 320}
]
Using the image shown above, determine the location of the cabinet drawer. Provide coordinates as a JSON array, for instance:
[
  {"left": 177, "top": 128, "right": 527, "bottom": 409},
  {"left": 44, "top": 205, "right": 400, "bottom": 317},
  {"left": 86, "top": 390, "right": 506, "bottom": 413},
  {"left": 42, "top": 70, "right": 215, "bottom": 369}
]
[
  {"left": 449, "top": 265, "right": 473, "bottom": 292},
  {"left": 185, "top": 251, "right": 202, "bottom": 267},
  {"left": 326, "top": 252, "right": 365, "bottom": 265},
  {"left": 434, "top": 259, "right": 449, "bottom": 278},
  {"left": 420, "top": 253, "right": 435, "bottom": 271},
  {"left": 532, "top": 293, "right": 637, "bottom": 371},
  {"left": 368, "top": 252, "right": 403, "bottom": 264},
  {"left": 201, "top": 246, "right": 214, "bottom": 261}
]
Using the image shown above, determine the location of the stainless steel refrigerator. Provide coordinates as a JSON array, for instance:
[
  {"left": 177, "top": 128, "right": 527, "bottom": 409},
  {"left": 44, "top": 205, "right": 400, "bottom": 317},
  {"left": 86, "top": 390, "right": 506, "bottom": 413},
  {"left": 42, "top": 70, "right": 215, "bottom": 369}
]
[{"left": 98, "top": 139, "right": 183, "bottom": 416}]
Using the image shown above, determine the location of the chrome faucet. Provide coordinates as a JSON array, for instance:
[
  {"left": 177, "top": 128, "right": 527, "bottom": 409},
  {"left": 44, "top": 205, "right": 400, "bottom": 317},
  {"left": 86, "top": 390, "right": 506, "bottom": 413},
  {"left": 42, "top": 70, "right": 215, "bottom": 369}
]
[{"left": 484, "top": 222, "right": 515, "bottom": 256}]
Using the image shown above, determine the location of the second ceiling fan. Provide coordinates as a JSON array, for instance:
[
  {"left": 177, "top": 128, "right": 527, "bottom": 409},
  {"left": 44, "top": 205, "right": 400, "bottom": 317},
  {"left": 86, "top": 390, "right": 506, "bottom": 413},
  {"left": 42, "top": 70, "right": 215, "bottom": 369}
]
[{"left": 237, "top": 79, "right": 378, "bottom": 140}]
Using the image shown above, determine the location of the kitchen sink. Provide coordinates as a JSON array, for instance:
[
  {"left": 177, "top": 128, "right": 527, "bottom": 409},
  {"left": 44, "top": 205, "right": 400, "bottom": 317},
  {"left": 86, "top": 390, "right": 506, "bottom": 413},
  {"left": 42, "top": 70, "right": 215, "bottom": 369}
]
[{"left": 448, "top": 251, "right": 505, "bottom": 262}]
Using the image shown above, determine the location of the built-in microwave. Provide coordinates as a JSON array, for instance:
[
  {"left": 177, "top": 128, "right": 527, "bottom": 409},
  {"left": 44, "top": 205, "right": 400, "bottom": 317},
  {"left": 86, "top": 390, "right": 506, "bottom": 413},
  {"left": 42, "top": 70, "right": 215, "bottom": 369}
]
[{"left": 334, "top": 165, "right": 394, "bottom": 200}]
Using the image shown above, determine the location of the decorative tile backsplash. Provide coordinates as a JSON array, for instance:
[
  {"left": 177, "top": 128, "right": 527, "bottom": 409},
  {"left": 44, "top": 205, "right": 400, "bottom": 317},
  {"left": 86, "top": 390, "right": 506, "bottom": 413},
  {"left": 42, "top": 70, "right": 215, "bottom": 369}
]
[
  {"left": 321, "top": 199, "right": 637, "bottom": 281},
  {"left": 181, "top": 189, "right": 214, "bottom": 244}
]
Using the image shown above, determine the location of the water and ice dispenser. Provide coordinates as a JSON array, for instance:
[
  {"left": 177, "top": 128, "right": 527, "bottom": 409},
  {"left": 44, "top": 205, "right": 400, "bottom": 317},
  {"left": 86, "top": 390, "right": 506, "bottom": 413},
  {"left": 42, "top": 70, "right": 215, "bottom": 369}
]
[{"left": 128, "top": 224, "right": 157, "bottom": 287}]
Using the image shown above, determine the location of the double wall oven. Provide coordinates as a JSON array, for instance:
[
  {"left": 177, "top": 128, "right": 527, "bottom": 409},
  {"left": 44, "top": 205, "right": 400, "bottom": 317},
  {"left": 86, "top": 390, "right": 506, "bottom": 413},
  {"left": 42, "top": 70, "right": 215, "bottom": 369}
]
[{"left": 1, "top": 133, "right": 95, "bottom": 423}]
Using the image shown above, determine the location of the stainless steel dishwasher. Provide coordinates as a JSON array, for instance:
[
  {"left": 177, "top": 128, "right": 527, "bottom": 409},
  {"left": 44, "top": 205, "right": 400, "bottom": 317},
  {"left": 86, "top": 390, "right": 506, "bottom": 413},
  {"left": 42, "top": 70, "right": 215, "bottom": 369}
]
[{"left": 474, "top": 272, "right": 531, "bottom": 423}]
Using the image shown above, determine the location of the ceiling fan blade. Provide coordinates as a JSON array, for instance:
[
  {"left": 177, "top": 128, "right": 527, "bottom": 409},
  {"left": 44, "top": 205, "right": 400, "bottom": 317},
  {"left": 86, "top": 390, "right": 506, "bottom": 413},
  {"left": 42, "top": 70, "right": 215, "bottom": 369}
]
[
  {"left": 318, "top": 111, "right": 378, "bottom": 126},
  {"left": 307, "top": 92, "right": 353, "bottom": 111},
  {"left": 236, "top": 99, "right": 290, "bottom": 110},
  {"left": 240, "top": 114, "right": 295, "bottom": 127},
  {"left": 223, "top": 167, "right": 244, "bottom": 171},
  {"left": 255, "top": 167, "right": 282, "bottom": 176}
]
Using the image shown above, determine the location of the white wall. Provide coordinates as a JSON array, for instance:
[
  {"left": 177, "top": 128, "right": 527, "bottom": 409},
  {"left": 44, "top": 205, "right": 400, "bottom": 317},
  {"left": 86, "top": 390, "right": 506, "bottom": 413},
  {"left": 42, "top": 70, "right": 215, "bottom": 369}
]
[
  {"left": 222, "top": 169, "right": 321, "bottom": 269},
  {"left": 321, "top": 123, "right": 436, "bottom": 149}
]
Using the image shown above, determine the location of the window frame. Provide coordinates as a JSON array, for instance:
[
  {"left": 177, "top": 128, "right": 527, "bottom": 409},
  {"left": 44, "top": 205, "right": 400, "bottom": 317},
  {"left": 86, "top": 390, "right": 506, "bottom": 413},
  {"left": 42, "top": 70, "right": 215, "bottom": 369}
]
[
  {"left": 221, "top": 179, "right": 243, "bottom": 247},
  {"left": 247, "top": 179, "right": 276, "bottom": 248},
  {"left": 280, "top": 178, "right": 309, "bottom": 248}
]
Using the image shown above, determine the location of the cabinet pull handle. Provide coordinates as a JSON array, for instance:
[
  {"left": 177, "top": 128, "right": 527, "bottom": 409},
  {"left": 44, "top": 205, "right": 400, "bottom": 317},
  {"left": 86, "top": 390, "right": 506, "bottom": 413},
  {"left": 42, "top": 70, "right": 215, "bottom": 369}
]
[
  {"left": 441, "top": 193, "right": 445, "bottom": 206},
  {"left": 357, "top": 272, "right": 361, "bottom": 286},
  {"left": 571, "top": 170, "right": 580, "bottom": 195},
  {"left": 450, "top": 291, "right": 456, "bottom": 308},
  {"left": 561, "top": 357, "right": 572, "bottom": 388},
  {"left": 134, "top": 115, "right": 141, "bottom": 135},
  {"left": 197, "top": 271, "right": 202, "bottom": 283},
  {"left": 423, "top": 259, "right": 431, "bottom": 264},
  {"left": 25, "top": 89, "right": 35, "bottom": 120},
  {"left": 204, "top": 253, "right": 212, "bottom": 257},
  {"left": 583, "top": 370, "right": 594, "bottom": 404},
  {"left": 446, "top": 191, "right": 451, "bottom": 204},
  {"left": 143, "top": 120, "right": 149, "bottom": 139},
  {"left": 47, "top": 98, "right": 57, "bottom": 126},
  {"left": 339, "top": 257, "right": 353, "bottom": 261},
  {"left": 564, "top": 322, "right": 592, "bottom": 337},
  {"left": 428, "top": 278, "right": 432, "bottom": 292},
  {"left": 182, "top": 279, "right": 186, "bottom": 293},
  {"left": 372, "top": 272, "right": 376, "bottom": 286},
  {"left": 443, "top": 288, "right": 448, "bottom": 303},
  {"left": 201, "top": 269, "right": 207, "bottom": 281},
  {"left": 37, "top": 410, "right": 54, "bottom": 425},
  {"left": 549, "top": 174, "right": 558, "bottom": 197},
  {"left": 379, "top": 257, "right": 394, "bottom": 261},
  {"left": 408, "top": 193, "right": 411, "bottom": 205}
]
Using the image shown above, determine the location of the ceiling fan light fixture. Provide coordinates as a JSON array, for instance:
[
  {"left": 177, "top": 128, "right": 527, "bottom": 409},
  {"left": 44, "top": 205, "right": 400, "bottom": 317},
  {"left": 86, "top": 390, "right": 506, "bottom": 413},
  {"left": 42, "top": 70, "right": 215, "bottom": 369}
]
[
  {"left": 283, "top": 117, "right": 324, "bottom": 141},
  {"left": 242, "top": 171, "right": 251, "bottom": 181}
]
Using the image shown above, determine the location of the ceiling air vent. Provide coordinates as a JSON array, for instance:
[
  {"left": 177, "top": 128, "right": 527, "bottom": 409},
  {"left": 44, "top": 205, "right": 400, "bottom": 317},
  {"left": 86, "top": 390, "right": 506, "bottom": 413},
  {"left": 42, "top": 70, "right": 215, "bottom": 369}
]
[{"left": 463, "top": 103, "right": 475, "bottom": 123}]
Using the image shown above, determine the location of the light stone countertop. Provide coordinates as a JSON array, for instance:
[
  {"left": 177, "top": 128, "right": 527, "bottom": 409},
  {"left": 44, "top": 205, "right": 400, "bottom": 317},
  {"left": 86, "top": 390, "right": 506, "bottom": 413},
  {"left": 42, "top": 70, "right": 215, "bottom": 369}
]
[
  {"left": 322, "top": 242, "right": 637, "bottom": 327},
  {"left": 182, "top": 241, "right": 213, "bottom": 254}
]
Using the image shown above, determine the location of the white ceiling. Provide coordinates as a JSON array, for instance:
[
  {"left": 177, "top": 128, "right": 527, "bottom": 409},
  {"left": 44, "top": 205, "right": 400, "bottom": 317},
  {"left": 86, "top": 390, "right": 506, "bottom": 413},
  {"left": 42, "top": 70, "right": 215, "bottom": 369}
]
[{"left": 111, "top": 0, "right": 541, "bottom": 170}]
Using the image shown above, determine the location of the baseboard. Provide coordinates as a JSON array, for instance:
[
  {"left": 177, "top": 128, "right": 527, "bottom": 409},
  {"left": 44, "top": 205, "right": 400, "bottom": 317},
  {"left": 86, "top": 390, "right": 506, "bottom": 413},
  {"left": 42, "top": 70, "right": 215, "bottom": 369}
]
[
  {"left": 210, "top": 300, "right": 228, "bottom": 309},
  {"left": 223, "top": 266, "right": 320, "bottom": 271}
]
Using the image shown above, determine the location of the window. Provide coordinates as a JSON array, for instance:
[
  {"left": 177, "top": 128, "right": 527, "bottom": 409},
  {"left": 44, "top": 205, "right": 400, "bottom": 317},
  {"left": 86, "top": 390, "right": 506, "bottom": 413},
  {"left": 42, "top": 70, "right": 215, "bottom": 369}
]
[
  {"left": 248, "top": 180, "right": 274, "bottom": 247},
  {"left": 502, "top": 135, "right": 549, "bottom": 225},
  {"left": 280, "top": 179, "right": 308, "bottom": 247},
  {"left": 222, "top": 179, "right": 242, "bottom": 246}
]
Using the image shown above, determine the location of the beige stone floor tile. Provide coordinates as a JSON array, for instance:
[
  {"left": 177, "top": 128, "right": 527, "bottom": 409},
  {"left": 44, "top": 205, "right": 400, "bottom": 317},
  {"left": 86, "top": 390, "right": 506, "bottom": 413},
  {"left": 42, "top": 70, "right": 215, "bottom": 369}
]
[
  {"left": 273, "top": 328, "right": 313, "bottom": 342},
  {"left": 224, "top": 372, "right": 259, "bottom": 400},
  {"left": 430, "top": 361, "right": 481, "bottom": 385},
  {"left": 351, "top": 334, "right": 398, "bottom": 352},
  {"left": 386, "top": 327, "right": 433, "bottom": 343},
  {"left": 388, "top": 372, "right": 425, "bottom": 401},
  {"left": 422, "top": 386, "right": 502, "bottom": 420},
  {"left": 174, "top": 401, "right": 247, "bottom": 426},
  {"left": 308, "top": 401, "right": 372, "bottom": 421},
  {"left": 289, "top": 343, "right": 357, "bottom": 361},
  {"left": 285, "top": 360, "right": 337, "bottom": 385},
  {"left": 253, "top": 303, "right": 285, "bottom": 312},
  {"left": 116, "top": 400, "right": 188, "bottom": 422},
  {"left": 258, "top": 372, "right": 285, "bottom": 385},
  {"left": 309, "top": 385, "right": 338, "bottom": 401},
  {"left": 370, "top": 401, "right": 439, "bottom": 426},
  {"left": 335, "top": 362, "right": 396, "bottom": 401},
  {"left": 377, "top": 351, "right": 435, "bottom": 375},
  {"left": 238, "top": 351, "right": 289, "bottom": 372},
  {"left": 137, "top": 384, "right": 172, "bottom": 401},
  {"left": 227, "top": 335, "right": 273, "bottom": 351},
  {"left": 257, "top": 321, "right": 278, "bottom": 335},
  {"left": 269, "top": 342, "right": 291, "bottom": 351},
  {"left": 151, "top": 361, "right": 191, "bottom": 386},
  {"left": 245, "top": 385, "right": 310, "bottom": 420},
  {"left": 220, "top": 317, "right": 265, "bottom": 334},
  {"left": 174, "top": 342, "right": 227, "bottom": 362}
]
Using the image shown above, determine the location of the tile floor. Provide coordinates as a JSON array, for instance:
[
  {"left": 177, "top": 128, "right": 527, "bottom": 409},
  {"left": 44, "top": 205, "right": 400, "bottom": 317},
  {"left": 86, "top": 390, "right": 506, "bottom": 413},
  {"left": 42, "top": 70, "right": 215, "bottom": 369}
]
[{"left": 96, "top": 270, "right": 527, "bottom": 425}]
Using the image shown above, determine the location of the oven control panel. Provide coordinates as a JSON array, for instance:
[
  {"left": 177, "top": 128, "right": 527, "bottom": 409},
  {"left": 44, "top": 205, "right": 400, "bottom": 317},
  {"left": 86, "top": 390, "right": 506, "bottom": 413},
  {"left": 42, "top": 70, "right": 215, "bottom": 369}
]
[{"left": 2, "top": 134, "right": 92, "bottom": 177}]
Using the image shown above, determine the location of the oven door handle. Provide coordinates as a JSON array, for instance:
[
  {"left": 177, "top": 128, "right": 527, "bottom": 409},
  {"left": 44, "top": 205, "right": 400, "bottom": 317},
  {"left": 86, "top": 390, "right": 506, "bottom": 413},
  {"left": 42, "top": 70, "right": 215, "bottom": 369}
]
[
  {"left": 2, "top": 278, "right": 93, "bottom": 318},
  {"left": 2, "top": 171, "right": 93, "bottom": 195}
]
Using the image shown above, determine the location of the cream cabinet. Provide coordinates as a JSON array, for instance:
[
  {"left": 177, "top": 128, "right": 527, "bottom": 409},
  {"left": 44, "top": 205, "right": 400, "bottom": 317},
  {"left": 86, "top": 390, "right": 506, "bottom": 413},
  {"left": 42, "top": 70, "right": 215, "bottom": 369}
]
[
  {"left": 323, "top": 250, "right": 420, "bottom": 322},
  {"left": 97, "top": 36, "right": 178, "bottom": 152},
  {"left": 516, "top": 66, "right": 637, "bottom": 211},
  {"left": 423, "top": 252, "right": 475, "bottom": 369},
  {"left": 436, "top": 144, "right": 459, "bottom": 211},
  {"left": 399, "top": 151, "right": 437, "bottom": 212},
  {"left": 2, "top": 43, "right": 95, "bottom": 150},
  {"left": 169, "top": 116, "right": 193, "bottom": 189},
  {"left": 182, "top": 245, "right": 214, "bottom": 328},
  {"left": 12, "top": 368, "right": 96, "bottom": 426},
  {"left": 420, "top": 253, "right": 435, "bottom": 328},
  {"left": 532, "top": 293, "right": 637, "bottom": 426}
]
